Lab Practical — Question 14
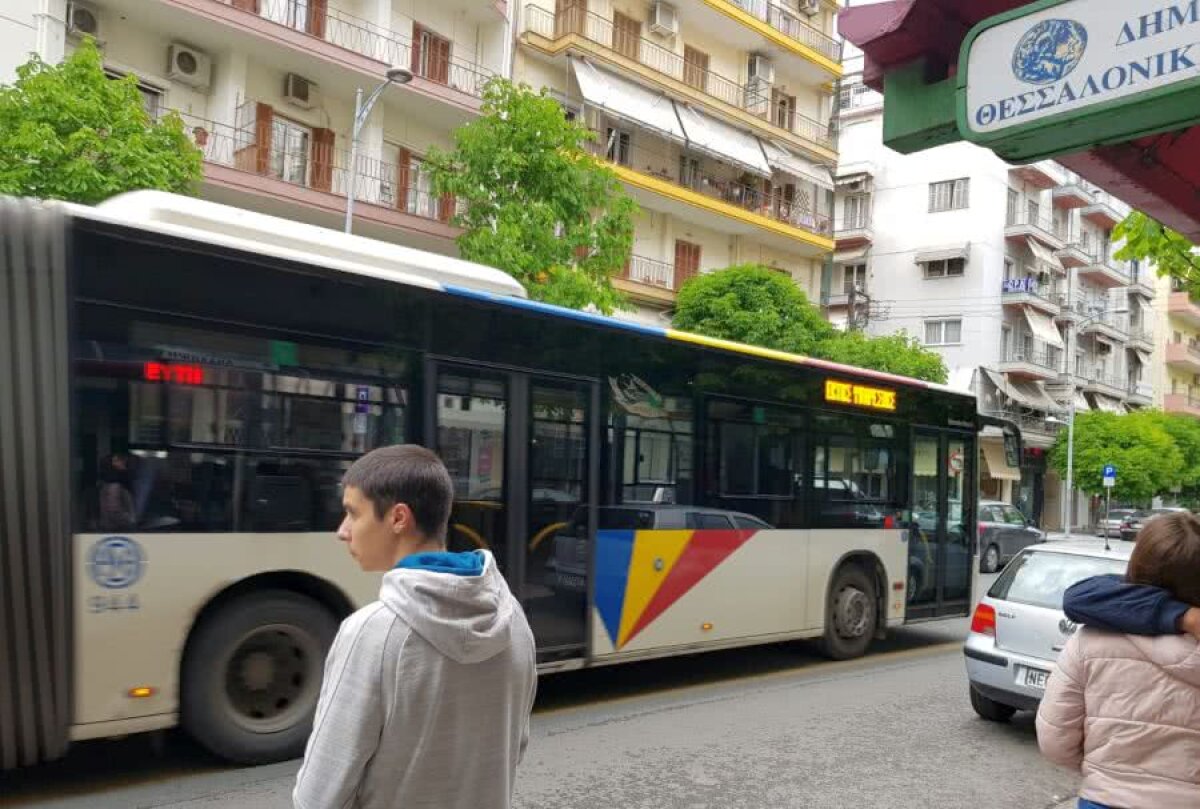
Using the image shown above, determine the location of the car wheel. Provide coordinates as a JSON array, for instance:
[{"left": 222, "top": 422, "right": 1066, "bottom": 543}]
[
  {"left": 980, "top": 544, "right": 1000, "bottom": 574},
  {"left": 821, "top": 564, "right": 876, "bottom": 660},
  {"left": 969, "top": 685, "right": 1017, "bottom": 722},
  {"left": 181, "top": 590, "right": 339, "bottom": 764}
]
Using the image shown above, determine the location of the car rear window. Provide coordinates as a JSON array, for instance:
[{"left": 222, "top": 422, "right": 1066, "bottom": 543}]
[
  {"left": 597, "top": 509, "right": 656, "bottom": 530},
  {"left": 988, "top": 551, "right": 1126, "bottom": 610}
]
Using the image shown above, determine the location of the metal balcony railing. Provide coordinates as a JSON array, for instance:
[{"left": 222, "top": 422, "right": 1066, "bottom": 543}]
[
  {"left": 1001, "top": 278, "right": 1062, "bottom": 308},
  {"left": 1001, "top": 343, "right": 1060, "bottom": 372},
  {"left": 623, "top": 254, "right": 678, "bottom": 290},
  {"left": 1005, "top": 208, "right": 1061, "bottom": 242},
  {"left": 985, "top": 410, "right": 1064, "bottom": 434},
  {"left": 726, "top": 0, "right": 842, "bottom": 62}
]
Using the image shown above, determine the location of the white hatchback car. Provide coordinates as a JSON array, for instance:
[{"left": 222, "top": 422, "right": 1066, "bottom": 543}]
[{"left": 964, "top": 539, "right": 1132, "bottom": 721}]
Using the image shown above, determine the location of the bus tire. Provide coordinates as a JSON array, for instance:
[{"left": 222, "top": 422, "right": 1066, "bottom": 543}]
[
  {"left": 181, "top": 590, "right": 338, "bottom": 765},
  {"left": 820, "top": 564, "right": 876, "bottom": 661}
]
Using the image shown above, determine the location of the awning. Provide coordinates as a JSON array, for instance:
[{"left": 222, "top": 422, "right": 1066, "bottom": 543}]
[
  {"left": 674, "top": 104, "right": 772, "bottom": 177},
  {"left": 1009, "top": 379, "right": 1063, "bottom": 413},
  {"left": 1093, "top": 395, "right": 1125, "bottom": 414},
  {"left": 981, "top": 439, "right": 1020, "bottom": 481},
  {"left": 834, "top": 246, "right": 869, "bottom": 264},
  {"left": 914, "top": 244, "right": 969, "bottom": 264},
  {"left": 1023, "top": 306, "right": 1066, "bottom": 349},
  {"left": 762, "top": 141, "right": 834, "bottom": 189},
  {"left": 981, "top": 367, "right": 1013, "bottom": 399},
  {"left": 1134, "top": 348, "right": 1152, "bottom": 366},
  {"left": 1027, "top": 237, "right": 1063, "bottom": 272},
  {"left": 1074, "top": 391, "right": 1092, "bottom": 412},
  {"left": 570, "top": 58, "right": 687, "bottom": 144}
]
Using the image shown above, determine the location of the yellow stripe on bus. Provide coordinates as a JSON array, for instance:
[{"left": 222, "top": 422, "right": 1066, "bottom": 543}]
[{"left": 666, "top": 330, "right": 809, "bottom": 365}]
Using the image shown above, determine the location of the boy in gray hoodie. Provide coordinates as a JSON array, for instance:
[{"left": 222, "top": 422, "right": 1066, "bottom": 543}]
[{"left": 294, "top": 445, "right": 537, "bottom": 809}]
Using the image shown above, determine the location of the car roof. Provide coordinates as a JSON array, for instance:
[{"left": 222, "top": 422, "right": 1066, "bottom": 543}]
[
  {"left": 979, "top": 500, "right": 1015, "bottom": 507},
  {"left": 1026, "top": 538, "right": 1135, "bottom": 562}
]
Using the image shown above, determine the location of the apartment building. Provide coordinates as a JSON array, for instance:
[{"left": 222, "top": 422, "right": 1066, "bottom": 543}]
[
  {"left": 833, "top": 73, "right": 1156, "bottom": 532},
  {"left": 514, "top": 0, "right": 841, "bottom": 324},
  {"left": 1156, "top": 274, "right": 1200, "bottom": 419},
  {"left": 5, "top": 0, "right": 512, "bottom": 254}
]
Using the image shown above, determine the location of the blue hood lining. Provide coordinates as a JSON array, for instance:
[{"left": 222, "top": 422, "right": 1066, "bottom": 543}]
[{"left": 395, "top": 550, "right": 485, "bottom": 577}]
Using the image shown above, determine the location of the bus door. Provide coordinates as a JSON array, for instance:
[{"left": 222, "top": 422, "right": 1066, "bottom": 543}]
[
  {"left": 426, "top": 360, "right": 599, "bottom": 663},
  {"left": 907, "top": 430, "right": 976, "bottom": 619}
]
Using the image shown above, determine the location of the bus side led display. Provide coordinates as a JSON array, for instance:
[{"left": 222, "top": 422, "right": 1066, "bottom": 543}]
[
  {"left": 144, "top": 361, "right": 205, "bottom": 385},
  {"left": 824, "top": 380, "right": 896, "bottom": 412}
]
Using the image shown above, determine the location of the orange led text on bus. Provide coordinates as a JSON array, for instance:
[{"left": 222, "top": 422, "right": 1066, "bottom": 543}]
[{"left": 824, "top": 380, "right": 897, "bottom": 412}]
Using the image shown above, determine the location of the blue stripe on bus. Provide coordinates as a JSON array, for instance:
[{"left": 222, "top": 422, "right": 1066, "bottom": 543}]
[{"left": 441, "top": 285, "right": 669, "bottom": 339}]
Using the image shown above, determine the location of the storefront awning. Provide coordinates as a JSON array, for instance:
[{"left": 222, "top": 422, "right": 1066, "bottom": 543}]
[
  {"left": 982, "top": 439, "right": 1020, "bottom": 481},
  {"left": 762, "top": 141, "right": 834, "bottom": 189},
  {"left": 834, "top": 246, "right": 870, "bottom": 264},
  {"left": 981, "top": 367, "right": 1014, "bottom": 399},
  {"left": 1027, "top": 237, "right": 1063, "bottom": 272},
  {"left": 674, "top": 104, "right": 772, "bottom": 177},
  {"left": 914, "top": 244, "right": 970, "bottom": 264},
  {"left": 570, "top": 58, "right": 687, "bottom": 144},
  {"left": 1074, "top": 391, "right": 1092, "bottom": 412},
  {"left": 1023, "top": 306, "right": 1065, "bottom": 350}
]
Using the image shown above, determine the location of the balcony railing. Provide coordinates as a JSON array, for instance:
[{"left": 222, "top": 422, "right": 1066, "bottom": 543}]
[
  {"left": 1078, "top": 368, "right": 1128, "bottom": 393},
  {"left": 1001, "top": 342, "right": 1061, "bottom": 373},
  {"left": 526, "top": 4, "right": 836, "bottom": 149},
  {"left": 985, "top": 410, "right": 1064, "bottom": 435},
  {"left": 726, "top": 0, "right": 842, "bottom": 62},
  {"left": 1005, "top": 208, "right": 1062, "bottom": 244},
  {"left": 1001, "top": 278, "right": 1061, "bottom": 308},
  {"left": 623, "top": 254, "right": 679, "bottom": 290},
  {"left": 835, "top": 211, "right": 870, "bottom": 232},
  {"left": 175, "top": 109, "right": 455, "bottom": 224},
  {"left": 216, "top": 0, "right": 493, "bottom": 98}
]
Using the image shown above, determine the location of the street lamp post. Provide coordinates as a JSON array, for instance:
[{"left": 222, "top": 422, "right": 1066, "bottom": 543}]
[{"left": 344, "top": 67, "right": 413, "bottom": 235}]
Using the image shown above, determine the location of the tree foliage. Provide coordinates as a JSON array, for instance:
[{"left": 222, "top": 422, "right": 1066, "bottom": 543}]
[
  {"left": 1048, "top": 410, "right": 1183, "bottom": 504},
  {"left": 425, "top": 79, "right": 637, "bottom": 313},
  {"left": 0, "top": 39, "right": 202, "bottom": 204},
  {"left": 672, "top": 265, "right": 949, "bottom": 382},
  {"left": 1113, "top": 211, "right": 1199, "bottom": 292}
]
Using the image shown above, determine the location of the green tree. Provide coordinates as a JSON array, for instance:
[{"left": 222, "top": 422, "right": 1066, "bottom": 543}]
[
  {"left": 0, "top": 39, "right": 202, "bottom": 204},
  {"left": 425, "top": 78, "right": 636, "bottom": 313},
  {"left": 1143, "top": 411, "right": 1200, "bottom": 504},
  {"left": 1113, "top": 211, "right": 1199, "bottom": 291},
  {"left": 1049, "top": 410, "right": 1182, "bottom": 504},
  {"left": 816, "top": 329, "right": 948, "bottom": 384},
  {"left": 672, "top": 264, "right": 834, "bottom": 355}
]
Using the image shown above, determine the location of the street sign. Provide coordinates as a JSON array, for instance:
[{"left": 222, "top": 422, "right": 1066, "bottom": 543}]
[
  {"left": 1103, "top": 463, "right": 1117, "bottom": 488},
  {"left": 1103, "top": 476, "right": 1116, "bottom": 488},
  {"left": 957, "top": 0, "right": 1200, "bottom": 161}
]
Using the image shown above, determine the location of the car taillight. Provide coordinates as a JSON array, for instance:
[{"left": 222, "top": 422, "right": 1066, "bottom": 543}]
[
  {"left": 978, "top": 522, "right": 986, "bottom": 536},
  {"left": 970, "top": 603, "right": 997, "bottom": 637}
]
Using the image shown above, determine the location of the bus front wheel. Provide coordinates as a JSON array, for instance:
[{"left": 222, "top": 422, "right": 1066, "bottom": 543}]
[
  {"left": 181, "top": 590, "right": 338, "bottom": 764},
  {"left": 820, "top": 564, "right": 876, "bottom": 660}
]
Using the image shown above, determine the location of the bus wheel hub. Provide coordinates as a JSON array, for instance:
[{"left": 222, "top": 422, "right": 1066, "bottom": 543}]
[{"left": 834, "top": 587, "right": 870, "bottom": 638}]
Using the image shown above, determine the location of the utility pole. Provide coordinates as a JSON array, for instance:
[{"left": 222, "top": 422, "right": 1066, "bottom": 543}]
[{"left": 847, "top": 285, "right": 871, "bottom": 331}]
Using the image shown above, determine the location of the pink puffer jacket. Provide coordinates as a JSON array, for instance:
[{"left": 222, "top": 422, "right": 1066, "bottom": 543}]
[{"left": 1036, "top": 628, "right": 1200, "bottom": 809}]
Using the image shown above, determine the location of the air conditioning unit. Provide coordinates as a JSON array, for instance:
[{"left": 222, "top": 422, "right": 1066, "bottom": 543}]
[
  {"left": 748, "top": 53, "right": 775, "bottom": 84},
  {"left": 167, "top": 44, "right": 212, "bottom": 90},
  {"left": 67, "top": 1, "right": 101, "bottom": 39},
  {"left": 799, "top": 0, "right": 821, "bottom": 15},
  {"left": 649, "top": 2, "right": 678, "bottom": 37},
  {"left": 283, "top": 73, "right": 318, "bottom": 109}
]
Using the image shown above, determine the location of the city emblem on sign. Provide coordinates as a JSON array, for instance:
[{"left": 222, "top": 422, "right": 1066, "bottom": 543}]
[{"left": 1012, "top": 18, "right": 1088, "bottom": 85}]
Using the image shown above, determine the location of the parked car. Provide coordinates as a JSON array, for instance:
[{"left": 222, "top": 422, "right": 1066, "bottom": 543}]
[
  {"left": 977, "top": 500, "right": 1046, "bottom": 574},
  {"left": 1097, "top": 508, "right": 1136, "bottom": 538},
  {"left": 1119, "top": 506, "right": 1189, "bottom": 542},
  {"left": 964, "top": 539, "right": 1131, "bottom": 722}
]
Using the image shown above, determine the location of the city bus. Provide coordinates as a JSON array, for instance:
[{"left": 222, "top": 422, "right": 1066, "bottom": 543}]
[{"left": 0, "top": 192, "right": 1018, "bottom": 768}]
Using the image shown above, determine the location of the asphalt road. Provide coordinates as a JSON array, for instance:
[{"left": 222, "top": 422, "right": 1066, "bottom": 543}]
[{"left": 3, "top": 572, "right": 1080, "bottom": 809}]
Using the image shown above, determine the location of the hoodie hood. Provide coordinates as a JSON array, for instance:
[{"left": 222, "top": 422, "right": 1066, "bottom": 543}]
[
  {"left": 1126, "top": 634, "right": 1200, "bottom": 688},
  {"left": 380, "top": 550, "right": 516, "bottom": 664}
]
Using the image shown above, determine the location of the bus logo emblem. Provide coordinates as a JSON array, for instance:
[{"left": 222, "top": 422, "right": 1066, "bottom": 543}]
[{"left": 88, "top": 537, "right": 145, "bottom": 589}]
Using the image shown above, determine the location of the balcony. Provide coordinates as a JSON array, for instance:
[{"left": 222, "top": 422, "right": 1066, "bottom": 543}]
[
  {"left": 985, "top": 410, "right": 1064, "bottom": 440},
  {"left": 834, "top": 211, "right": 872, "bottom": 247},
  {"left": 174, "top": 109, "right": 460, "bottom": 248},
  {"left": 1052, "top": 180, "right": 1095, "bottom": 209},
  {"left": 1054, "top": 240, "right": 1092, "bottom": 268},
  {"left": 614, "top": 254, "right": 685, "bottom": 304},
  {"left": 1164, "top": 394, "right": 1200, "bottom": 417},
  {"left": 1077, "top": 312, "right": 1128, "bottom": 343},
  {"left": 837, "top": 80, "right": 883, "bottom": 118},
  {"left": 1081, "top": 191, "right": 1126, "bottom": 228},
  {"left": 1126, "top": 381, "right": 1153, "bottom": 407},
  {"left": 1169, "top": 291, "right": 1200, "bottom": 328},
  {"left": 1079, "top": 370, "right": 1129, "bottom": 401},
  {"left": 716, "top": 0, "right": 842, "bottom": 74},
  {"left": 998, "top": 342, "right": 1061, "bottom": 381},
  {"left": 1000, "top": 278, "right": 1060, "bottom": 317},
  {"left": 1127, "top": 325, "right": 1155, "bottom": 352},
  {"left": 1005, "top": 209, "right": 1064, "bottom": 251},
  {"left": 1053, "top": 294, "right": 1088, "bottom": 323},
  {"left": 520, "top": 4, "right": 837, "bottom": 160},
  {"left": 1078, "top": 255, "right": 1132, "bottom": 288},
  {"left": 1128, "top": 272, "right": 1156, "bottom": 299},
  {"left": 1009, "top": 161, "right": 1065, "bottom": 190},
  {"left": 1166, "top": 341, "right": 1200, "bottom": 373}
]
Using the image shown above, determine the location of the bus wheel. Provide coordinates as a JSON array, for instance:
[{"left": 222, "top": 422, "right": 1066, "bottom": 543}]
[
  {"left": 181, "top": 590, "right": 338, "bottom": 764},
  {"left": 821, "top": 564, "right": 876, "bottom": 660}
]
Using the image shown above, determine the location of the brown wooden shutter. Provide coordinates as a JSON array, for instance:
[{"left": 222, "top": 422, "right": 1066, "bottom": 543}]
[
  {"left": 433, "top": 36, "right": 451, "bottom": 85},
  {"left": 396, "top": 148, "right": 412, "bottom": 211},
  {"left": 674, "top": 240, "right": 700, "bottom": 290},
  {"left": 310, "top": 127, "right": 335, "bottom": 192},
  {"left": 308, "top": 0, "right": 327, "bottom": 38},
  {"left": 411, "top": 25, "right": 424, "bottom": 75},
  {"left": 437, "top": 192, "right": 455, "bottom": 223},
  {"left": 234, "top": 102, "right": 274, "bottom": 175},
  {"left": 231, "top": 0, "right": 259, "bottom": 11}
]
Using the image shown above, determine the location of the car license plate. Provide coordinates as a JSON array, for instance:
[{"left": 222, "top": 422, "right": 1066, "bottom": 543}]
[{"left": 1020, "top": 666, "right": 1050, "bottom": 690}]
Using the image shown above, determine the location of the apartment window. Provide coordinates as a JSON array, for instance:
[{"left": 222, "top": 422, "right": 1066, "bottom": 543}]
[
  {"left": 924, "top": 319, "right": 962, "bottom": 346},
  {"left": 1006, "top": 188, "right": 1019, "bottom": 224},
  {"left": 929, "top": 178, "right": 969, "bottom": 212},
  {"left": 683, "top": 46, "right": 709, "bottom": 91},
  {"left": 1027, "top": 199, "right": 1040, "bottom": 225},
  {"left": 613, "top": 12, "right": 641, "bottom": 60},
  {"left": 923, "top": 257, "right": 966, "bottom": 278},
  {"left": 674, "top": 240, "right": 702, "bottom": 290},
  {"left": 269, "top": 117, "right": 312, "bottom": 185},
  {"left": 772, "top": 89, "right": 796, "bottom": 131},
  {"left": 841, "top": 264, "right": 867, "bottom": 295},
  {"left": 1001, "top": 324, "right": 1012, "bottom": 359},
  {"left": 606, "top": 127, "right": 631, "bottom": 166},
  {"left": 413, "top": 24, "right": 452, "bottom": 84},
  {"left": 842, "top": 195, "right": 868, "bottom": 230},
  {"left": 679, "top": 154, "right": 701, "bottom": 189},
  {"left": 104, "top": 69, "right": 163, "bottom": 119}
]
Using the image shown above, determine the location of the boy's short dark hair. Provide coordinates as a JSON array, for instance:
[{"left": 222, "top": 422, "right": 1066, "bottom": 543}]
[
  {"left": 1129, "top": 511, "right": 1200, "bottom": 606},
  {"left": 343, "top": 445, "right": 454, "bottom": 541}
]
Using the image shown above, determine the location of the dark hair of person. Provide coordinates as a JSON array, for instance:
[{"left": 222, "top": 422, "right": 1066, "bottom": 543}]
[{"left": 342, "top": 445, "right": 454, "bottom": 541}]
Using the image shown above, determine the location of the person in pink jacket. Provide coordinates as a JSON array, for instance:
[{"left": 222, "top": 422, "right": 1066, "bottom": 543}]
[{"left": 1036, "top": 511, "right": 1200, "bottom": 809}]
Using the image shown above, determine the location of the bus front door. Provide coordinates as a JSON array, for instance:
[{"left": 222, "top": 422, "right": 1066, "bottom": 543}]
[
  {"left": 427, "top": 361, "right": 598, "bottom": 664},
  {"left": 908, "top": 430, "right": 975, "bottom": 619}
]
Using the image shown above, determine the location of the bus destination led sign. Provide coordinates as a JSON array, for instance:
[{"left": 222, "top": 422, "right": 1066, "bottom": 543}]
[
  {"left": 144, "top": 361, "right": 205, "bottom": 385},
  {"left": 825, "top": 380, "right": 897, "bottom": 412}
]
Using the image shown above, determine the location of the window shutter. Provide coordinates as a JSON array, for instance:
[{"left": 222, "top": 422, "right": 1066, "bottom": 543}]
[
  {"left": 674, "top": 240, "right": 700, "bottom": 290},
  {"left": 437, "top": 191, "right": 455, "bottom": 223},
  {"left": 308, "top": 0, "right": 327, "bottom": 38},
  {"left": 310, "top": 127, "right": 335, "bottom": 192},
  {"left": 396, "top": 148, "right": 412, "bottom": 212},
  {"left": 235, "top": 102, "right": 274, "bottom": 175},
  {"left": 231, "top": 0, "right": 260, "bottom": 11},
  {"left": 412, "top": 24, "right": 425, "bottom": 75}
]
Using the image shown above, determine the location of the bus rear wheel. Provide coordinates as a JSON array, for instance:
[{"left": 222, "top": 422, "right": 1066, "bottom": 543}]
[
  {"left": 181, "top": 590, "right": 338, "bottom": 764},
  {"left": 820, "top": 564, "right": 876, "bottom": 660}
]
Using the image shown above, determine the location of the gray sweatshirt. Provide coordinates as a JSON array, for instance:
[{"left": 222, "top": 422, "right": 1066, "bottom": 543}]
[{"left": 294, "top": 551, "right": 537, "bottom": 809}]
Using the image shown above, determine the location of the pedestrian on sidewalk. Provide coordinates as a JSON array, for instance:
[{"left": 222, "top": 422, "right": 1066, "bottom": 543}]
[
  {"left": 294, "top": 445, "right": 537, "bottom": 809},
  {"left": 1035, "top": 512, "right": 1200, "bottom": 809}
]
